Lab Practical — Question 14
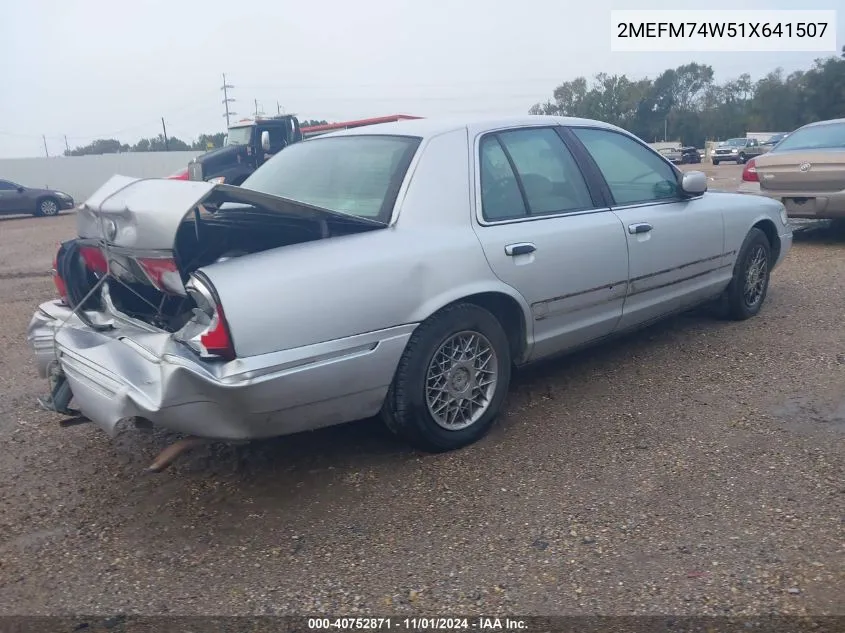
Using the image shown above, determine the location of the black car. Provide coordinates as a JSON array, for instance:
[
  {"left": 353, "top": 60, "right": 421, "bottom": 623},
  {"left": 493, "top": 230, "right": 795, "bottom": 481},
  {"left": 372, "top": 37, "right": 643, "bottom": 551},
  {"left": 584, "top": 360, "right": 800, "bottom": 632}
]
[
  {"left": 679, "top": 146, "right": 702, "bottom": 164},
  {"left": 0, "top": 179, "right": 75, "bottom": 217}
]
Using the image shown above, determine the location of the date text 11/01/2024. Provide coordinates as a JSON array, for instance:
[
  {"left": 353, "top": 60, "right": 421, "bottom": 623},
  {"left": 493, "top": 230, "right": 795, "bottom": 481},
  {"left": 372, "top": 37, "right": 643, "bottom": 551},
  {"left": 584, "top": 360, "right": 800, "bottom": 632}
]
[{"left": 308, "top": 618, "right": 528, "bottom": 631}]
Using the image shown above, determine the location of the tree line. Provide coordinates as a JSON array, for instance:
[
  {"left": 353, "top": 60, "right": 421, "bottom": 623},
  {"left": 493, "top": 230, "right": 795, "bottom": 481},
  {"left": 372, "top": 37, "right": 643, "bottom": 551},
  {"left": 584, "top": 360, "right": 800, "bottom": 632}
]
[
  {"left": 530, "top": 53, "right": 845, "bottom": 148},
  {"left": 64, "top": 119, "right": 329, "bottom": 156}
]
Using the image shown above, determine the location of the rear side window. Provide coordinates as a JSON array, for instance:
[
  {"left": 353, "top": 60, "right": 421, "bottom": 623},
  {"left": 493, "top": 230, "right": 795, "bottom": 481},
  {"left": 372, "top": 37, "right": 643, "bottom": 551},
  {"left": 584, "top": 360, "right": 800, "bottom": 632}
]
[
  {"left": 243, "top": 135, "right": 421, "bottom": 222},
  {"left": 479, "top": 127, "right": 594, "bottom": 221},
  {"left": 572, "top": 127, "right": 679, "bottom": 206}
]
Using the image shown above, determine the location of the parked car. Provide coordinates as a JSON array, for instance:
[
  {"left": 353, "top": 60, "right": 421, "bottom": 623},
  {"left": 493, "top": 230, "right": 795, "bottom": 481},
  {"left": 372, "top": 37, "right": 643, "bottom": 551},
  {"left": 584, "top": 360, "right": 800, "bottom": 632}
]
[
  {"left": 28, "top": 116, "right": 792, "bottom": 469},
  {"left": 743, "top": 118, "right": 845, "bottom": 219},
  {"left": 761, "top": 132, "right": 789, "bottom": 150},
  {"left": 659, "top": 147, "right": 702, "bottom": 165},
  {"left": 0, "top": 179, "right": 75, "bottom": 217},
  {"left": 712, "top": 137, "right": 764, "bottom": 165},
  {"left": 658, "top": 147, "right": 683, "bottom": 164}
]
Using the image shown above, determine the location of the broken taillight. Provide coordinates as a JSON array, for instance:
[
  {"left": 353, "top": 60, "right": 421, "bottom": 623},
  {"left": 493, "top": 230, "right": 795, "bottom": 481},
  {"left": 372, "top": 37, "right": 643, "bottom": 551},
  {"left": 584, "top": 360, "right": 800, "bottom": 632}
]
[
  {"left": 137, "top": 257, "right": 182, "bottom": 294},
  {"left": 184, "top": 273, "right": 236, "bottom": 361},
  {"left": 51, "top": 244, "right": 68, "bottom": 303},
  {"left": 79, "top": 245, "right": 108, "bottom": 274},
  {"left": 200, "top": 305, "right": 236, "bottom": 361}
]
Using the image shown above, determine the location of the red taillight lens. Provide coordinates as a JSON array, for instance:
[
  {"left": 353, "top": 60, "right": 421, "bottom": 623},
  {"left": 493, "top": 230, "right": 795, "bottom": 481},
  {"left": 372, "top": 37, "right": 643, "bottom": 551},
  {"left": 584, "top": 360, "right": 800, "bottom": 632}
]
[
  {"left": 52, "top": 245, "right": 68, "bottom": 303},
  {"left": 136, "top": 257, "right": 181, "bottom": 294},
  {"left": 167, "top": 168, "right": 189, "bottom": 180},
  {"left": 200, "top": 305, "right": 235, "bottom": 361},
  {"left": 742, "top": 159, "right": 759, "bottom": 182},
  {"left": 79, "top": 246, "right": 108, "bottom": 274}
]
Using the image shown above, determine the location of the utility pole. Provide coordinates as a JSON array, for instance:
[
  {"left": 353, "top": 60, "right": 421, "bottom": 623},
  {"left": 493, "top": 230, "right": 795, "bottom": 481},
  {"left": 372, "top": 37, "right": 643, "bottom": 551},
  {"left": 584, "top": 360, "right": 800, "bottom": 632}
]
[
  {"left": 277, "top": 101, "right": 283, "bottom": 115},
  {"left": 64, "top": 135, "right": 70, "bottom": 154},
  {"left": 42, "top": 135, "right": 49, "bottom": 157},
  {"left": 254, "top": 98, "right": 265, "bottom": 118},
  {"left": 664, "top": 119, "right": 667, "bottom": 142},
  {"left": 161, "top": 117, "right": 169, "bottom": 151},
  {"left": 221, "top": 73, "right": 236, "bottom": 127}
]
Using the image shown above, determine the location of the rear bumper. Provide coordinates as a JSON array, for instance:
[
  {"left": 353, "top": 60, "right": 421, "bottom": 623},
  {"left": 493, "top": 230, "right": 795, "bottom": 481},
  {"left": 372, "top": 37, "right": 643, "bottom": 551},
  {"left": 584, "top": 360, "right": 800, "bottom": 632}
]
[
  {"left": 27, "top": 301, "right": 414, "bottom": 440},
  {"left": 756, "top": 191, "right": 845, "bottom": 219}
]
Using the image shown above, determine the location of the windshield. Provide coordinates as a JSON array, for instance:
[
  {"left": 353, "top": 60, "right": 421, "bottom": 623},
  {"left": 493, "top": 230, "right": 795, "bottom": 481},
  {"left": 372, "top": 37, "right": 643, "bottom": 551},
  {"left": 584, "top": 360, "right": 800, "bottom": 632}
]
[
  {"left": 773, "top": 123, "right": 845, "bottom": 152},
  {"left": 226, "top": 126, "right": 253, "bottom": 146},
  {"left": 242, "top": 135, "right": 421, "bottom": 221},
  {"left": 722, "top": 138, "right": 746, "bottom": 147}
]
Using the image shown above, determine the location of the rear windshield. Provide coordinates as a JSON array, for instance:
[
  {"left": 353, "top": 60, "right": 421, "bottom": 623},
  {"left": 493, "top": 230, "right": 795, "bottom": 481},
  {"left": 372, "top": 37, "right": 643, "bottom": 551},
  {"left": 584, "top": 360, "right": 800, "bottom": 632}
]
[
  {"left": 773, "top": 123, "right": 845, "bottom": 152},
  {"left": 242, "top": 135, "right": 421, "bottom": 222}
]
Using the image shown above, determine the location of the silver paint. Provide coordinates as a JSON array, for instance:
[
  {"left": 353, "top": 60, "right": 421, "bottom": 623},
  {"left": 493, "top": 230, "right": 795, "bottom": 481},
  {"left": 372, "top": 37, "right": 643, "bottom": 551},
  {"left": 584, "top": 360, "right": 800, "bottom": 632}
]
[{"left": 28, "top": 115, "right": 793, "bottom": 442}]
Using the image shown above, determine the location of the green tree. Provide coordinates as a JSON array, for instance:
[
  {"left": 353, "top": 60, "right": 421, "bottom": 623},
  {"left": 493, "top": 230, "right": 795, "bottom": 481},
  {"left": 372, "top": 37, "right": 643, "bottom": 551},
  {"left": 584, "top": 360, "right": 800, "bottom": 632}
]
[
  {"left": 530, "top": 56, "right": 845, "bottom": 145},
  {"left": 65, "top": 138, "right": 130, "bottom": 156}
]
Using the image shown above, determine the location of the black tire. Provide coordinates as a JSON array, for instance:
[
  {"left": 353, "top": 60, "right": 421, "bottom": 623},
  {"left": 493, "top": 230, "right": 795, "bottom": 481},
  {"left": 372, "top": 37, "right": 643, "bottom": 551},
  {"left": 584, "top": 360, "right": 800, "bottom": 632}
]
[
  {"left": 738, "top": 153, "right": 747, "bottom": 164},
  {"left": 721, "top": 228, "right": 772, "bottom": 321},
  {"left": 712, "top": 160, "right": 720, "bottom": 166},
  {"left": 381, "top": 303, "right": 512, "bottom": 452},
  {"left": 35, "top": 197, "right": 60, "bottom": 217}
]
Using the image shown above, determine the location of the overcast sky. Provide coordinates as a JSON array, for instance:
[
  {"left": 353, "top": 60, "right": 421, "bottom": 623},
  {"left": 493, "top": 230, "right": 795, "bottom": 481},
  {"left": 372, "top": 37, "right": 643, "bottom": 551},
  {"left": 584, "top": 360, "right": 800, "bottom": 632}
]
[{"left": 1, "top": 0, "right": 841, "bottom": 158}]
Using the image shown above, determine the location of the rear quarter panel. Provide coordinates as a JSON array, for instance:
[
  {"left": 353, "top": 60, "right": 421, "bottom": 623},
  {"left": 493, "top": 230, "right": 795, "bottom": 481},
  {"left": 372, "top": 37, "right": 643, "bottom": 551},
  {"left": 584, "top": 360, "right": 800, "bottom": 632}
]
[{"left": 201, "top": 128, "right": 534, "bottom": 359}]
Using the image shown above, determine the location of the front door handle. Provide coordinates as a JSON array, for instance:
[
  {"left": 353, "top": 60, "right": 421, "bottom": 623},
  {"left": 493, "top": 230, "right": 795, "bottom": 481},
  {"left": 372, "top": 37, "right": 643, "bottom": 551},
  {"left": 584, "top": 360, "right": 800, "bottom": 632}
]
[
  {"left": 628, "top": 223, "right": 653, "bottom": 234},
  {"left": 505, "top": 242, "right": 536, "bottom": 256}
]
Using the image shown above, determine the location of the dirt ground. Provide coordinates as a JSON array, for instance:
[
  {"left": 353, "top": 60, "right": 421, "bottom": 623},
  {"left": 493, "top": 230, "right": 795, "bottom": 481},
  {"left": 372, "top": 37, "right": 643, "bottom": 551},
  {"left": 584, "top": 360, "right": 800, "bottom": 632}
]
[{"left": 0, "top": 163, "right": 842, "bottom": 616}]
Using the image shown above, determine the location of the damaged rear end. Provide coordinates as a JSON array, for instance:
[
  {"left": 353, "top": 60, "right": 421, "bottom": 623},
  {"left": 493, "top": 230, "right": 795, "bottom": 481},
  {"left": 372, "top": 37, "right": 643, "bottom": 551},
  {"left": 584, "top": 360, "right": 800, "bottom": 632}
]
[{"left": 29, "top": 174, "right": 385, "bottom": 443}]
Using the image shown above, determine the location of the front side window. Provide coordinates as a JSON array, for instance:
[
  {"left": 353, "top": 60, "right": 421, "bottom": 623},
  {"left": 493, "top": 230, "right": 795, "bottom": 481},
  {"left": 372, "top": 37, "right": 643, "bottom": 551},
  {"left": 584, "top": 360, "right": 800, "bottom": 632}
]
[
  {"left": 0, "top": 181, "right": 16, "bottom": 191},
  {"left": 571, "top": 127, "right": 679, "bottom": 206},
  {"left": 479, "top": 127, "right": 593, "bottom": 221},
  {"left": 242, "top": 135, "right": 421, "bottom": 221}
]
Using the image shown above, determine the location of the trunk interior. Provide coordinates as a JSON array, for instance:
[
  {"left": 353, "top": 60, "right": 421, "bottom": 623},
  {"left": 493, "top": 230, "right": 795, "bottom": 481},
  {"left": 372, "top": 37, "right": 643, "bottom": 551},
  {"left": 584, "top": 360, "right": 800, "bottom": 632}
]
[{"left": 61, "top": 204, "right": 381, "bottom": 333}]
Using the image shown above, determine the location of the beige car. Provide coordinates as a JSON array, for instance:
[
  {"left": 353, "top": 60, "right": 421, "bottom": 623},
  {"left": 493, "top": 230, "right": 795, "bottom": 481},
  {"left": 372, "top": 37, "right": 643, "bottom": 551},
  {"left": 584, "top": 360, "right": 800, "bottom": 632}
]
[{"left": 746, "top": 118, "right": 845, "bottom": 219}]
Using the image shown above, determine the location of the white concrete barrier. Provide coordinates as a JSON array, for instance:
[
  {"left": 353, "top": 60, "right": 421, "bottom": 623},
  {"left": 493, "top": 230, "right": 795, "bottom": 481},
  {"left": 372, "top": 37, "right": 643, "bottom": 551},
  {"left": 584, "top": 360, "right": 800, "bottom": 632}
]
[{"left": 0, "top": 151, "right": 203, "bottom": 202}]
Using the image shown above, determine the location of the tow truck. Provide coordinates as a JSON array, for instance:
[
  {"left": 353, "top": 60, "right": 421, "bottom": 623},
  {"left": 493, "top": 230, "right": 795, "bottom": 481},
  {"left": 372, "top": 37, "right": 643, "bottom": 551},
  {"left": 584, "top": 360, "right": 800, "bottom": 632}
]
[{"left": 169, "top": 114, "right": 421, "bottom": 184}]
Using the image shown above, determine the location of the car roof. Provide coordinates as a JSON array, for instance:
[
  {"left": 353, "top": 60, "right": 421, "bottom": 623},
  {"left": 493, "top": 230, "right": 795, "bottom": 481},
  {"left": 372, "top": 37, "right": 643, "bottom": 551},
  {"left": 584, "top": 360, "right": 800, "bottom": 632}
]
[
  {"left": 798, "top": 117, "right": 845, "bottom": 130},
  {"left": 315, "top": 115, "right": 627, "bottom": 140}
]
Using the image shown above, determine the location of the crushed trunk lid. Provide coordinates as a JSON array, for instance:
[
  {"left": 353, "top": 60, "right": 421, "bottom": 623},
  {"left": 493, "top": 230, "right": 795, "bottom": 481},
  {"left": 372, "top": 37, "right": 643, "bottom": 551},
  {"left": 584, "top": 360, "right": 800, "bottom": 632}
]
[{"left": 78, "top": 174, "right": 386, "bottom": 250}]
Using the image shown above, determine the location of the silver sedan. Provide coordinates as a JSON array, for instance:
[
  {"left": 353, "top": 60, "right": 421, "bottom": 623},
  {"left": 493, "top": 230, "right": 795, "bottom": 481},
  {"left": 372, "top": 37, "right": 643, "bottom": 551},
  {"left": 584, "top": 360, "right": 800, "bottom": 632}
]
[{"left": 28, "top": 116, "right": 792, "bottom": 468}]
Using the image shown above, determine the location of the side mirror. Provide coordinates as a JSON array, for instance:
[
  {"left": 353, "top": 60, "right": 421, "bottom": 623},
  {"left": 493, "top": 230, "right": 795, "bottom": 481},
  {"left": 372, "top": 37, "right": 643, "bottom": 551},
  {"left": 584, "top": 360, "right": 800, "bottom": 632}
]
[
  {"left": 16, "top": 186, "right": 24, "bottom": 193},
  {"left": 680, "top": 171, "right": 707, "bottom": 196},
  {"left": 260, "top": 130, "right": 270, "bottom": 152}
]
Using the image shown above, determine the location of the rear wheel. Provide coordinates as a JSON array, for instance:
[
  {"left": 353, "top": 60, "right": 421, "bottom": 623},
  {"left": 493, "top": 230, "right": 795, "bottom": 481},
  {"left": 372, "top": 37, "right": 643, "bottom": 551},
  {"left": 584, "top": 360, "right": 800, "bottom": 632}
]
[
  {"left": 381, "top": 303, "right": 512, "bottom": 452},
  {"left": 35, "top": 197, "right": 60, "bottom": 217},
  {"left": 721, "top": 228, "right": 772, "bottom": 321}
]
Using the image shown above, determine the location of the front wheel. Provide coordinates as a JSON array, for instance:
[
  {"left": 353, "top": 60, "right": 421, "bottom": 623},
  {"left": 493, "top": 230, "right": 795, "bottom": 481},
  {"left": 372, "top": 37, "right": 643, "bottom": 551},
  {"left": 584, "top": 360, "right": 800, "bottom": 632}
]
[
  {"left": 738, "top": 153, "right": 747, "bottom": 164},
  {"left": 712, "top": 160, "right": 720, "bottom": 166},
  {"left": 381, "top": 303, "right": 512, "bottom": 452},
  {"left": 721, "top": 228, "right": 772, "bottom": 321},
  {"left": 35, "top": 197, "right": 60, "bottom": 217}
]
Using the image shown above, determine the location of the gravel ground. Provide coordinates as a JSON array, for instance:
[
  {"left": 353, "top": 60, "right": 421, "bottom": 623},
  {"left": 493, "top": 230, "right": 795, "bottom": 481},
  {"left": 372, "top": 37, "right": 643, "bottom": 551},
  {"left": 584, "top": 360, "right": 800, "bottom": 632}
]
[{"left": 0, "top": 164, "right": 842, "bottom": 616}]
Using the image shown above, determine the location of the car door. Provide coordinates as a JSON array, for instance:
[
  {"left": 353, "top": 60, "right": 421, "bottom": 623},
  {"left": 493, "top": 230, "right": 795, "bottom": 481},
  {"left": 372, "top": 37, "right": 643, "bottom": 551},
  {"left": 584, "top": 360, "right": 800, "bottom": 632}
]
[
  {"left": 0, "top": 180, "right": 21, "bottom": 213},
  {"left": 566, "top": 126, "right": 727, "bottom": 332},
  {"left": 471, "top": 126, "right": 629, "bottom": 362}
]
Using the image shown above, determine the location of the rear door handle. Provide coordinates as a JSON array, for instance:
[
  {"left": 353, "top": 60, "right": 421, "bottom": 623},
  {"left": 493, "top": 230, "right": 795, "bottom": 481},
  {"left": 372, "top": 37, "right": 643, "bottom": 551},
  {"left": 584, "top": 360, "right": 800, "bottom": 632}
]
[
  {"left": 505, "top": 242, "right": 536, "bottom": 256},
  {"left": 628, "top": 223, "right": 653, "bottom": 234}
]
